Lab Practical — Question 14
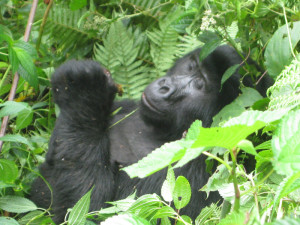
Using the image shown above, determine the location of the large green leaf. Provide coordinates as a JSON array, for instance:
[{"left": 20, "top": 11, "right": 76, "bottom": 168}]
[
  {"left": 0, "top": 101, "right": 29, "bottom": 117},
  {"left": 0, "top": 134, "right": 33, "bottom": 149},
  {"left": 173, "top": 176, "right": 191, "bottom": 210},
  {"left": 68, "top": 188, "right": 92, "bottom": 225},
  {"left": 0, "top": 217, "right": 19, "bottom": 225},
  {"left": 123, "top": 140, "right": 187, "bottom": 178},
  {"left": 15, "top": 48, "right": 38, "bottom": 90},
  {"left": 272, "top": 110, "right": 300, "bottom": 175},
  {"left": 0, "top": 159, "right": 18, "bottom": 183},
  {"left": 16, "top": 108, "right": 33, "bottom": 130},
  {"left": 265, "top": 21, "right": 300, "bottom": 78},
  {"left": 0, "top": 196, "right": 37, "bottom": 213},
  {"left": 69, "top": 0, "right": 87, "bottom": 10}
]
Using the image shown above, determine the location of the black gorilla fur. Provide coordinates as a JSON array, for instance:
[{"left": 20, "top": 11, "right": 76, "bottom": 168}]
[{"left": 30, "top": 45, "right": 273, "bottom": 223}]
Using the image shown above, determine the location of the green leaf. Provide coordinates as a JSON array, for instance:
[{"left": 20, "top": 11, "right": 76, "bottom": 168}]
[
  {"left": 177, "top": 215, "right": 192, "bottom": 225},
  {"left": 129, "top": 194, "right": 162, "bottom": 213},
  {"left": 199, "top": 38, "right": 222, "bottom": 62},
  {"left": 18, "top": 210, "right": 54, "bottom": 225},
  {"left": 152, "top": 206, "right": 176, "bottom": 220},
  {"left": 0, "top": 196, "right": 37, "bottom": 213},
  {"left": 0, "top": 217, "right": 19, "bottom": 225},
  {"left": 123, "top": 140, "right": 187, "bottom": 178},
  {"left": 201, "top": 164, "right": 230, "bottom": 194},
  {"left": 8, "top": 46, "right": 19, "bottom": 74},
  {"left": 0, "top": 24, "right": 12, "bottom": 37},
  {"left": 212, "top": 87, "right": 262, "bottom": 126},
  {"left": 15, "top": 48, "right": 38, "bottom": 89},
  {"left": 16, "top": 108, "right": 33, "bottom": 130},
  {"left": 273, "top": 172, "right": 300, "bottom": 210},
  {"left": 0, "top": 159, "right": 18, "bottom": 183},
  {"left": 102, "top": 214, "right": 151, "bottom": 225},
  {"left": 68, "top": 188, "right": 92, "bottom": 225},
  {"left": 218, "top": 211, "right": 245, "bottom": 225},
  {"left": 272, "top": 110, "right": 300, "bottom": 175},
  {"left": 221, "top": 64, "right": 240, "bottom": 88},
  {"left": 237, "top": 140, "right": 258, "bottom": 156},
  {"left": 13, "top": 40, "right": 37, "bottom": 58},
  {"left": 70, "top": 0, "right": 87, "bottom": 10},
  {"left": 161, "top": 166, "right": 176, "bottom": 202},
  {"left": 203, "top": 109, "right": 285, "bottom": 149},
  {"left": 0, "top": 134, "right": 33, "bottom": 149},
  {"left": 185, "top": 120, "right": 202, "bottom": 140},
  {"left": 252, "top": 2, "right": 269, "bottom": 18},
  {"left": 195, "top": 203, "right": 220, "bottom": 225},
  {"left": 173, "top": 176, "right": 191, "bottom": 210},
  {"left": 0, "top": 101, "right": 29, "bottom": 117},
  {"left": 265, "top": 21, "right": 300, "bottom": 78},
  {"left": 174, "top": 147, "right": 206, "bottom": 168}
]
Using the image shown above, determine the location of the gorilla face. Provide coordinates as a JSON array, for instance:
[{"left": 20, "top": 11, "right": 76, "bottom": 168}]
[{"left": 140, "top": 49, "right": 222, "bottom": 132}]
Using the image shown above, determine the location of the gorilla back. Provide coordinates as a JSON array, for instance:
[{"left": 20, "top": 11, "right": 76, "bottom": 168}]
[{"left": 30, "top": 45, "right": 273, "bottom": 223}]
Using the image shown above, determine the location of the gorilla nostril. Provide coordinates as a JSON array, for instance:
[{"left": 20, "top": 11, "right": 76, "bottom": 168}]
[
  {"left": 159, "top": 86, "right": 170, "bottom": 94},
  {"left": 158, "top": 78, "right": 166, "bottom": 86}
]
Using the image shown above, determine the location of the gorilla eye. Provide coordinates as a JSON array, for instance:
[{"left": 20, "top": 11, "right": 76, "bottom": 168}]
[{"left": 195, "top": 78, "right": 204, "bottom": 90}]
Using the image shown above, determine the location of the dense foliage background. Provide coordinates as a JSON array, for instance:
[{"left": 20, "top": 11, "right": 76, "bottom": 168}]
[{"left": 0, "top": 0, "right": 299, "bottom": 224}]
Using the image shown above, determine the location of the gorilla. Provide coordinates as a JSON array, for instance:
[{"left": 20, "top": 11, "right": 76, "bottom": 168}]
[{"left": 30, "top": 45, "right": 273, "bottom": 223}]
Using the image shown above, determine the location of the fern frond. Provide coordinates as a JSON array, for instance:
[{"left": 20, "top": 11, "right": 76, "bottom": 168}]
[
  {"left": 43, "top": 4, "right": 100, "bottom": 55},
  {"left": 177, "top": 33, "right": 203, "bottom": 57},
  {"left": 268, "top": 58, "right": 300, "bottom": 110},
  {"left": 94, "top": 22, "right": 150, "bottom": 99},
  {"left": 147, "top": 15, "right": 179, "bottom": 79},
  {"left": 124, "top": 0, "right": 169, "bottom": 17}
]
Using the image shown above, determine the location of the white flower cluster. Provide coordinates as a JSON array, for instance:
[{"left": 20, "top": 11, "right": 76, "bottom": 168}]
[
  {"left": 200, "top": 10, "right": 217, "bottom": 31},
  {"left": 84, "top": 16, "right": 106, "bottom": 30}
]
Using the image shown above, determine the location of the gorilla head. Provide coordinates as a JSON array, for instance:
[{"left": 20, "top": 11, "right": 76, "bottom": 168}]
[{"left": 140, "top": 46, "right": 243, "bottom": 137}]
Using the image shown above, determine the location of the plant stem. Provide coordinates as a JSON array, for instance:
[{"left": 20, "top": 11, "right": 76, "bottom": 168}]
[
  {"left": 230, "top": 148, "right": 240, "bottom": 212},
  {"left": 36, "top": 0, "right": 54, "bottom": 52},
  {"left": 282, "top": 5, "right": 296, "bottom": 59},
  {"left": 202, "top": 151, "right": 232, "bottom": 171}
]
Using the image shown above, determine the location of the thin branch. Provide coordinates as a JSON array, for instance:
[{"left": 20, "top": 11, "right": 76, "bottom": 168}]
[
  {"left": 0, "top": 0, "right": 39, "bottom": 152},
  {"left": 36, "top": 0, "right": 54, "bottom": 52},
  {"left": 230, "top": 148, "right": 240, "bottom": 212}
]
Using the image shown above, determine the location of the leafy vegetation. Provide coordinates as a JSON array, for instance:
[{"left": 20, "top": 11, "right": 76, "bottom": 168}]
[{"left": 0, "top": 0, "right": 299, "bottom": 224}]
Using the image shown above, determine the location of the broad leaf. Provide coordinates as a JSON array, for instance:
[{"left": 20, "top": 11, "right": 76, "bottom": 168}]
[
  {"left": 0, "top": 217, "right": 19, "bottom": 225},
  {"left": 0, "top": 134, "right": 33, "bottom": 149},
  {"left": 0, "top": 159, "right": 18, "bottom": 183},
  {"left": 0, "top": 196, "right": 37, "bottom": 213},
  {"left": 16, "top": 108, "right": 33, "bottom": 130},
  {"left": 0, "top": 101, "right": 29, "bottom": 117},
  {"left": 68, "top": 188, "right": 92, "bottom": 225},
  {"left": 70, "top": 0, "right": 87, "bottom": 10},
  {"left": 265, "top": 21, "right": 300, "bottom": 78},
  {"left": 272, "top": 110, "right": 300, "bottom": 175},
  {"left": 173, "top": 176, "right": 191, "bottom": 210},
  {"left": 123, "top": 140, "right": 187, "bottom": 178},
  {"left": 221, "top": 64, "right": 240, "bottom": 87}
]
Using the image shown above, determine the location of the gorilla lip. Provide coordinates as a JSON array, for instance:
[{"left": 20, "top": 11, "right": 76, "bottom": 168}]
[{"left": 142, "top": 93, "right": 162, "bottom": 114}]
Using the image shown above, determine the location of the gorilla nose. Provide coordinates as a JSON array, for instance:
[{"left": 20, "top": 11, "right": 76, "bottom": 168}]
[{"left": 157, "top": 78, "right": 173, "bottom": 96}]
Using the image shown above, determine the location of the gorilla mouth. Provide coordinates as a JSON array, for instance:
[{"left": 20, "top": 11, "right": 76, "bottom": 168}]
[{"left": 142, "top": 93, "right": 162, "bottom": 114}]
